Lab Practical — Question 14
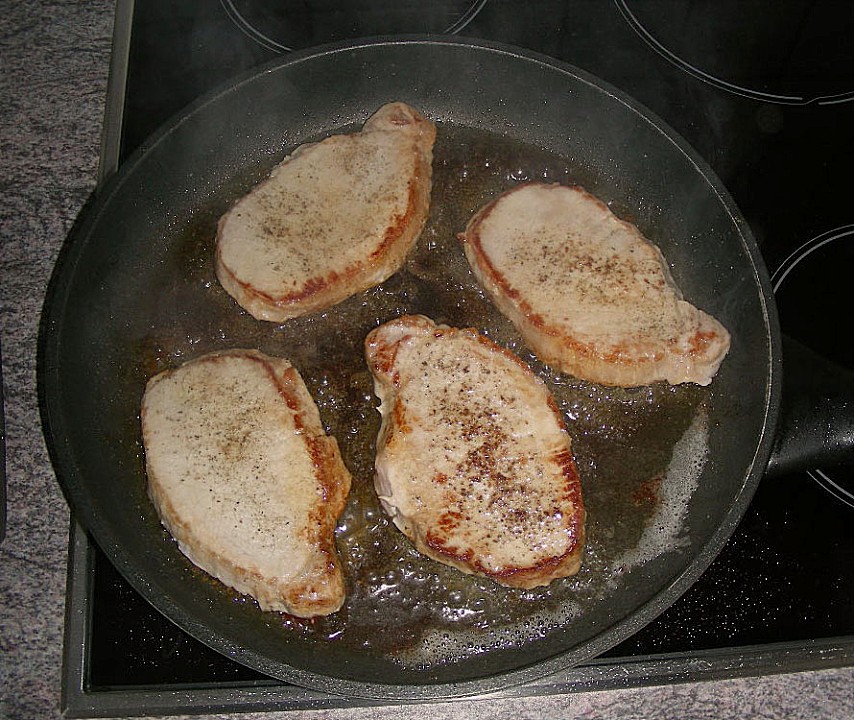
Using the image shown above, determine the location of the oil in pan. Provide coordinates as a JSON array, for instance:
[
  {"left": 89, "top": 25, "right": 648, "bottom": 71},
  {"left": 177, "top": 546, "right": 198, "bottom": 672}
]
[{"left": 127, "top": 124, "right": 713, "bottom": 666}]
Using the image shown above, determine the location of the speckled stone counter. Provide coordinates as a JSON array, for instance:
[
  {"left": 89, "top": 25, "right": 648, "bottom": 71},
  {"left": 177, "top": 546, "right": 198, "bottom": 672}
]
[{"left": 1, "top": 2, "right": 852, "bottom": 719}]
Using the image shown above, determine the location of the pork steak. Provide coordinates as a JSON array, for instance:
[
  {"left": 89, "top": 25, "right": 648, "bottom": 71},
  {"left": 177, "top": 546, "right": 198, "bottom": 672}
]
[
  {"left": 365, "top": 315, "right": 586, "bottom": 589},
  {"left": 459, "top": 183, "right": 731, "bottom": 387},
  {"left": 141, "top": 349, "right": 352, "bottom": 617}
]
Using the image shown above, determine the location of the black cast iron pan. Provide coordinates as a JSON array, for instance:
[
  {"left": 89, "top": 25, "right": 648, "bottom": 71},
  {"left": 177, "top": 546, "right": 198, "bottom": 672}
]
[{"left": 38, "top": 38, "right": 852, "bottom": 700}]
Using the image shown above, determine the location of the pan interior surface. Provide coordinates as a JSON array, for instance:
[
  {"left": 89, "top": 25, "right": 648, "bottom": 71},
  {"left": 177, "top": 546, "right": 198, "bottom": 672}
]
[{"left": 39, "top": 40, "right": 776, "bottom": 699}]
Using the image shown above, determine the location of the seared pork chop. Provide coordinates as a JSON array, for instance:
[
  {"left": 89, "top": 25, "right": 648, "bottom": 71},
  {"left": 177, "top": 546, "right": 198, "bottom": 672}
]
[
  {"left": 365, "top": 315, "right": 585, "bottom": 589},
  {"left": 459, "top": 183, "right": 731, "bottom": 387},
  {"left": 215, "top": 102, "right": 436, "bottom": 322},
  {"left": 141, "top": 349, "right": 352, "bottom": 617}
]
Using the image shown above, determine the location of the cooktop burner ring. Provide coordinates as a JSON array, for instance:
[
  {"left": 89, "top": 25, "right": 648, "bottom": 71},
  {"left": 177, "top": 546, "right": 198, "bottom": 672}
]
[
  {"left": 615, "top": 0, "right": 854, "bottom": 106},
  {"left": 772, "top": 225, "right": 854, "bottom": 291},
  {"left": 771, "top": 225, "right": 854, "bottom": 509},
  {"left": 220, "top": 0, "right": 489, "bottom": 53},
  {"left": 807, "top": 469, "right": 854, "bottom": 510}
]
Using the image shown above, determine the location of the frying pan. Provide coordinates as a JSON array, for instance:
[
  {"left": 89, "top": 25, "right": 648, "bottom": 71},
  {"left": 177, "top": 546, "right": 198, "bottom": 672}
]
[{"left": 38, "top": 38, "right": 851, "bottom": 700}]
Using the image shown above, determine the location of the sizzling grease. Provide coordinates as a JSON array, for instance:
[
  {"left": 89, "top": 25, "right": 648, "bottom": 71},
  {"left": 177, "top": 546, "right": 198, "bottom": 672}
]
[{"left": 128, "top": 124, "right": 710, "bottom": 666}]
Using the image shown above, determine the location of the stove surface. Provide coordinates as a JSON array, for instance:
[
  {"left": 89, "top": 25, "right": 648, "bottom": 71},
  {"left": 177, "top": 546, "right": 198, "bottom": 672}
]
[{"left": 63, "top": 0, "right": 854, "bottom": 715}]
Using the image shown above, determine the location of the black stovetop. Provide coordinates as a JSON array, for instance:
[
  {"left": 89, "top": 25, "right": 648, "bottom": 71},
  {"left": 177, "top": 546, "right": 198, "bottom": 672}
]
[{"left": 63, "top": 0, "right": 854, "bottom": 715}]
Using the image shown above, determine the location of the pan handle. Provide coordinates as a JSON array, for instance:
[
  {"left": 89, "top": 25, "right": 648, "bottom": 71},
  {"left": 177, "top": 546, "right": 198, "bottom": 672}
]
[{"left": 765, "top": 334, "right": 854, "bottom": 478}]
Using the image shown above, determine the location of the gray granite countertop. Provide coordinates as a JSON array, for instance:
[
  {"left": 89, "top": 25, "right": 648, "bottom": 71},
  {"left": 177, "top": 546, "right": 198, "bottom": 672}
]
[{"left": 1, "top": 2, "right": 852, "bottom": 718}]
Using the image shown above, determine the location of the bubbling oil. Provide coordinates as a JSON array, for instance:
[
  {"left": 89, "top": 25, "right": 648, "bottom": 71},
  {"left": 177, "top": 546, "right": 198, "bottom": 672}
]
[{"left": 127, "top": 123, "right": 712, "bottom": 667}]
